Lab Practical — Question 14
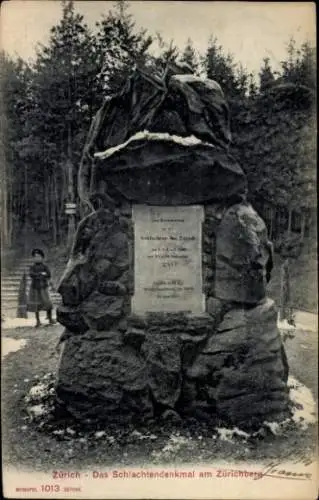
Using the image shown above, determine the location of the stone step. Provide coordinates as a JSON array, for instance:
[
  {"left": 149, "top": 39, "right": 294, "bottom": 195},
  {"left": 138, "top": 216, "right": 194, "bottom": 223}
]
[
  {"left": 2, "top": 301, "right": 61, "bottom": 314},
  {"left": 2, "top": 277, "right": 61, "bottom": 287},
  {"left": 2, "top": 291, "right": 20, "bottom": 298},
  {"left": 2, "top": 304, "right": 17, "bottom": 309},
  {"left": 1, "top": 275, "right": 27, "bottom": 282},
  {"left": 4, "top": 267, "right": 66, "bottom": 275},
  {"left": 1, "top": 282, "right": 22, "bottom": 289},
  {"left": 2, "top": 304, "right": 62, "bottom": 311},
  {"left": 1, "top": 289, "right": 61, "bottom": 298},
  {"left": 1, "top": 276, "right": 24, "bottom": 282},
  {"left": 2, "top": 272, "right": 64, "bottom": 279},
  {"left": 2, "top": 277, "right": 26, "bottom": 283},
  {"left": 2, "top": 272, "right": 65, "bottom": 283},
  {"left": 2, "top": 277, "right": 30, "bottom": 285},
  {"left": 1, "top": 286, "right": 21, "bottom": 293},
  {"left": 1, "top": 273, "right": 63, "bottom": 283},
  {"left": 1, "top": 291, "right": 19, "bottom": 298},
  {"left": 13, "top": 262, "right": 66, "bottom": 270},
  {"left": 3, "top": 290, "right": 59, "bottom": 296},
  {"left": 2, "top": 309, "right": 18, "bottom": 316},
  {"left": 1, "top": 295, "right": 19, "bottom": 302}
]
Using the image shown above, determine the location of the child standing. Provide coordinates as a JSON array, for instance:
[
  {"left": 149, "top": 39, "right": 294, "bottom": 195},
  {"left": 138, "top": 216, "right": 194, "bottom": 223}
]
[{"left": 27, "top": 249, "right": 55, "bottom": 327}]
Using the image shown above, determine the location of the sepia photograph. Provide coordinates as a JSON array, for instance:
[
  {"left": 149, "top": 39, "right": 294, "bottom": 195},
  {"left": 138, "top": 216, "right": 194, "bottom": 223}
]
[{"left": 0, "top": 1, "right": 317, "bottom": 498}]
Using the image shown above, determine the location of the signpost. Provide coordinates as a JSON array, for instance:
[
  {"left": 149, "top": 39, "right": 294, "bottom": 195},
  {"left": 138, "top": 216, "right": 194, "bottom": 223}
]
[{"left": 65, "top": 202, "right": 77, "bottom": 248}]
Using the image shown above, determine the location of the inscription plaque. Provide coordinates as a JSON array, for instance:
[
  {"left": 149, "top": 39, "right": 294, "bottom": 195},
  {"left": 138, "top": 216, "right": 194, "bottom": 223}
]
[{"left": 132, "top": 205, "right": 205, "bottom": 314}]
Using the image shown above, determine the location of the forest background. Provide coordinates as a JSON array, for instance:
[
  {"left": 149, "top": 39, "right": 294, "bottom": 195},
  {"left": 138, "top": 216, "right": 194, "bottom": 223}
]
[{"left": 0, "top": 0, "right": 316, "bottom": 310}]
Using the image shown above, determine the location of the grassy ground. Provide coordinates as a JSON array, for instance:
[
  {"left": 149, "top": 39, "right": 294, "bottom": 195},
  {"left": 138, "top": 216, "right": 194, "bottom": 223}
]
[{"left": 1, "top": 323, "right": 317, "bottom": 473}]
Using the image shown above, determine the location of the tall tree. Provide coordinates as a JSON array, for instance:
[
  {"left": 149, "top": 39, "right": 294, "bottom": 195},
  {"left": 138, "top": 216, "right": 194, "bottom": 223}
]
[
  {"left": 248, "top": 72, "right": 258, "bottom": 98},
  {"left": 259, "top": 57, "right": 275, "bottom": 92},
  {"left": 204, "top": 36, "right": 248, "bottom": 98},
  {"left": 180, "top": 38, "right": 199, "bottom": 73},
  {"left": 150, "top": 33, "right": 179, "bottom": 75},
  {"left": 236, "top": 63, "right": 249, "bottom": 97},
  {"left": 20, "top": 0, "right": 100, "bottom": 245},
  {"left": 95, "top": 0, "right": 153, "bottom": 92},
  {"left": 280, "top": 37, "right": 316, "bottom": 89},
  {"left": 0, "top": 52, "right": 32, "bottom": 248}
]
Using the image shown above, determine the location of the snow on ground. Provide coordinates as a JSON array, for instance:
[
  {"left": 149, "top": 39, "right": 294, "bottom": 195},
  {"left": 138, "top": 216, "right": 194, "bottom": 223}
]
[
  {"left": 278, "top": 312, "right": 317, "bottom": 333},
  {"left": 151, "top": 434, "right": 192, "bottom": 460},
  {"left": 2, "top": 318, "right": 37, "bottom": 330},
  {"left": 149, "top": 376, "right": 316, "bottom": 454},
  {"left": 261, "top": 375, "right": 317, "bottom": 436},
  {"left": 288, "top": 376, "right": 317, "bottom": 429},
  {"left": 277, "top": 319, "right": 296, "bottom": 331},
  {"left": 1, "top": 338, "right": 27, "bottom": 358},
  {"left": 293, "top": 311, "right": 318, "bottom": 332}
]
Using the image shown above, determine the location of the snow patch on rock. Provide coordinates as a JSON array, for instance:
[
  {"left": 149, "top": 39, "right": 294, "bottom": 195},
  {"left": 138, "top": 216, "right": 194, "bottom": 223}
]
[
  {"left": 171, "top": 74, "right": 223, "bottom": 94},
  {"left": 94, "top": 131, "right": 212, "bottom": 160},
  {"left": 216, "top": 427, "right": 250, "bottom": 442},
  {"left": 27, "top": 404, "right": 49, "bottom": 420},
  {"left": 27, "top": 383, "right": 48, "bottom": 400}
]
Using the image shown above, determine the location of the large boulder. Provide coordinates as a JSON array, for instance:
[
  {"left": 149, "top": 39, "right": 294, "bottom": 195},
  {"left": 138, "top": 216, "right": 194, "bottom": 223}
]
[
  {"left": 78, "top": 66, "right": 248, "bottom": 207},
  {"left": 56, "top": 300, "right": 289, "bottom": 428},
  {"left": 55, "top": 65, "right": 289, "bottom": 428},
  {"left": 56, "top": 330, "right": 152, "bottom": 423},
  {"left": 57, "top": 207, "right": 132, "bottom": 333},
  {"left": 185, "top": 299, "right": 290, "bottom": 427},
  {"left": 93, "top": 134, "right": 247, "bottom": 206},
  {"left": 56, "top": 314, "right": 212, "bottom": 421},
  {"left": 215, "top": 202, "right": 273, "bottom": 304}
]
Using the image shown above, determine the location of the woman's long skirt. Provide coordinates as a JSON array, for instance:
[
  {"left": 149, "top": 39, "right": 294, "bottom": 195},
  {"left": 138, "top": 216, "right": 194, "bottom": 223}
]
[{"left": 27, "top": 286, "right": 52, "bottom": 312}]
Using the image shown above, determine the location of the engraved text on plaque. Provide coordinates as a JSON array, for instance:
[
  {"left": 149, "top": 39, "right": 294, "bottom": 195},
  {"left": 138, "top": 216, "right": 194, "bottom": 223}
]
[{"left": 132, "top": 205, "right": 205, "bottom": 314}]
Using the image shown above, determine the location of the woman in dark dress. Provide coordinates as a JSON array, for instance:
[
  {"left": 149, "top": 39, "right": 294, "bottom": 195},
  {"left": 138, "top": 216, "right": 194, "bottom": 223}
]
[{"left": 27, "top": 249, "right": 55, "bottom": 327}]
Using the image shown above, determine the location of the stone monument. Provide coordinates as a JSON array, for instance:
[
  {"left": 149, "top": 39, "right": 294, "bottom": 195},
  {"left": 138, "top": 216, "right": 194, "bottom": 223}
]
[{"left": 56, "top": 63, "right": 290, "bottom": 429}]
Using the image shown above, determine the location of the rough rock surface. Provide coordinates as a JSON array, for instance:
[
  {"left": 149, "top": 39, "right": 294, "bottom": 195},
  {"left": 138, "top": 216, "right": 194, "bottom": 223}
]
[
  {"left": 78, "top": 68, "right": 246, "bottom": 207},
  {"left": 56, "top": 204, "right": 289, "bottom": 428},
  {"left": 56, "top": 330, "right": 152, "bottom": 423},
  {"left": 57, "top": 68, "right": 290, "bottom": 427},
  {"left": 215, "top": 202, "right": 273, "bottom": 304},
  {"left": 94, "top": 139, "right": 247, "bottom": 206},
  {"left": 202, "top": 204, "right": 226, "bottom": 297},
  {"left": 57, "top": 207, "right": 132, "bottom": 333},
  {"left": 56, "top": 195, "right": 288, "bottom": 428},
  {"left": 185, "top": 298, "right": 289, "bottom": 427}
]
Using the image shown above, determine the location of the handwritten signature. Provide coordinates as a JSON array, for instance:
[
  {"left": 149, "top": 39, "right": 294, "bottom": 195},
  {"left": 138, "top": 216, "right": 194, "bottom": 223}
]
[{"left": 255, "top": 454, "right": 314, "bottom": 481}]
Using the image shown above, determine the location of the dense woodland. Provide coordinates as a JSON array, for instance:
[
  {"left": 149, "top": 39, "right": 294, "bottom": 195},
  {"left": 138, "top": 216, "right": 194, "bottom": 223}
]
[{"left": 0, "top": 0, "right": 316, "bottom": 250}]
